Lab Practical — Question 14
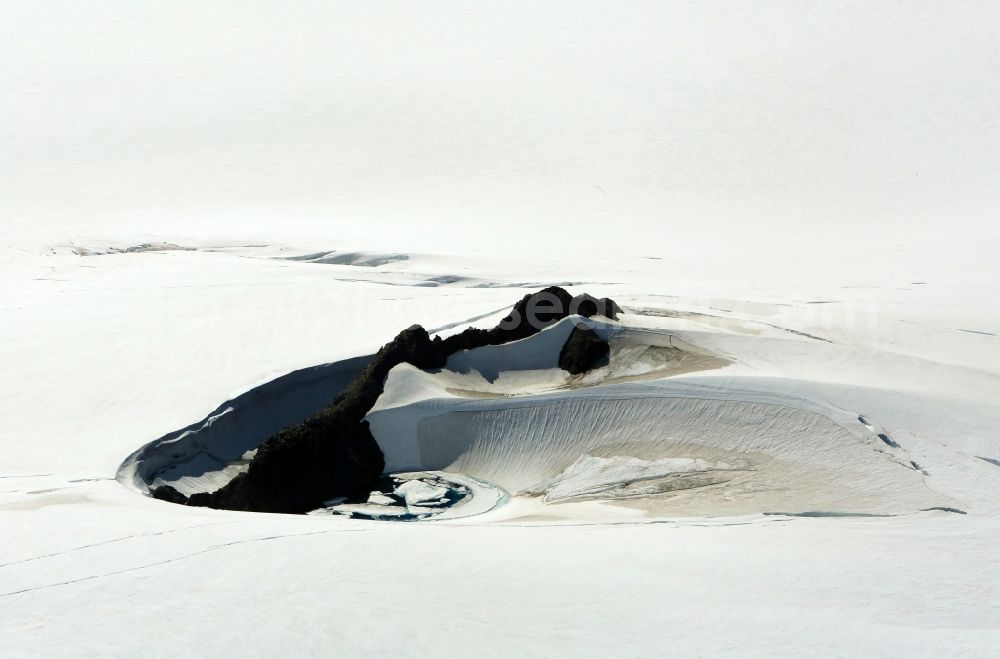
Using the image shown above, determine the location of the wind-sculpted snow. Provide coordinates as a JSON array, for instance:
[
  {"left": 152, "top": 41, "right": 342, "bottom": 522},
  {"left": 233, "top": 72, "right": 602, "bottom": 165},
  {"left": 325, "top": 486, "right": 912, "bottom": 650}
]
[
  {"left": 5, "top": 0, "right": 1000, "bottom": 651},
  {"left": 122, "top": 309, "right": 956, "bottom": 521},
  {"left": 369, "top": 317, "right": 955, "bottom": 518},
  {"left": 380, "top": 382, "right": 950, "bottom": 516},
  {"left": 6, "top": 245, "right": 999, "bottom": 655},
  {"left": 122, "top": 289, "right": 622, "bottom": 514}
]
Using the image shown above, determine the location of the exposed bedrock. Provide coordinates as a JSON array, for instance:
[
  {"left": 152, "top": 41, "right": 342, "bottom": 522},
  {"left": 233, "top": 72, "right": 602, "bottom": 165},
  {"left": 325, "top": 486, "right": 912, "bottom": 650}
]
[
  {"left": 559, "top": 326, "right": 611, "bottom": 375},
  {"left": 439, "top": 287, "right": 620, "bottom": 353},
  {"left": 151, "top": 484, "right": 188, "bottom": 505},
  {"left": 152, "top": 286, "right": 620, "bottom": 513}
]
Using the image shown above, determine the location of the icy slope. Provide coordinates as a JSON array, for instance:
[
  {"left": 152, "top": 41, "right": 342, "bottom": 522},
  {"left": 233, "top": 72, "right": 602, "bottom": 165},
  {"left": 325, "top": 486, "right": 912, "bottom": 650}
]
[
  {"left": 2, "top": 244, "right": 999, "bottom": 657},
  {"left": 367, "top": 317, "right": 956, "bottom": 518},
  {"left": 3, "top": 0, "right": 1000, "bottom": 655}
]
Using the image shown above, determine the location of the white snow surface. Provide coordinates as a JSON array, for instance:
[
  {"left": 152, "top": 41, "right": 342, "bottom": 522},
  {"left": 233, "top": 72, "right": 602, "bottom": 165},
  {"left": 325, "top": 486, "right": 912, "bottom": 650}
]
[
  {"left": 534, "top": 454, "right": 735, "bottom": 503},
  {"left": 3, "top": 2, "right": 1000, "bottom": 656}
]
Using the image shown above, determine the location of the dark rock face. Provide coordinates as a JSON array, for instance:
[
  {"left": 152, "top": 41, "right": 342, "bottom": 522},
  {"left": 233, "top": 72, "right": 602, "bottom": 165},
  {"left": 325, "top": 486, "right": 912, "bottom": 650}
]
[
  {"left": 184, "top": 418, "right": 385, "bottom": 513},
  {"left": 569, "top": 294, "right": 622, "bottom": 322},
  {"left": 559, "top": 326, "right": 611, "bottom": 375},
  {"left": 151, "top": 484, "right": 188, "bottom": 505},
  {"left": 163, "top": 287, "right": 621, "bottom": 514},
  {"left": 439, "top": 287, "right": 621, "bottom": 354},
  {"left": 169, "top": 325, "right": 446, "bottom": 514}
]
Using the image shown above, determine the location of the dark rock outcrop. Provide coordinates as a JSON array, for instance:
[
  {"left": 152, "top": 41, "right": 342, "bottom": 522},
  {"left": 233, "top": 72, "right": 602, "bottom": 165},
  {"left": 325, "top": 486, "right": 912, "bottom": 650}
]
[
  {"left": 558, "top": 326, "right": 611, "bottom": 375},
  {"left": 158, "top": 286, "right": 621, "bottom": 514},
  {"left": 161, "top": 325, "right": 446, "bottom": 513},
  {"left": 439, "top": 287, "right": 621, "bottom": 354},
  {"left": 568, "top": 294, "right": 622, "bottom": 322},
  {"left": 151, "top": 484, "right": 188, "bottom": 505}
]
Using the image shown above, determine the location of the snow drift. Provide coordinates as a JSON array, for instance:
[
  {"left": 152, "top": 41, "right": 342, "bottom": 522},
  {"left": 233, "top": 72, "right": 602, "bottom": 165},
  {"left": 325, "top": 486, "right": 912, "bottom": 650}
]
[
  {"left": 368, "top": 316, "right": 954, "bottom": 517},
  {"left": 120, "top": 310, "right": 955, "bottom": 520}
]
